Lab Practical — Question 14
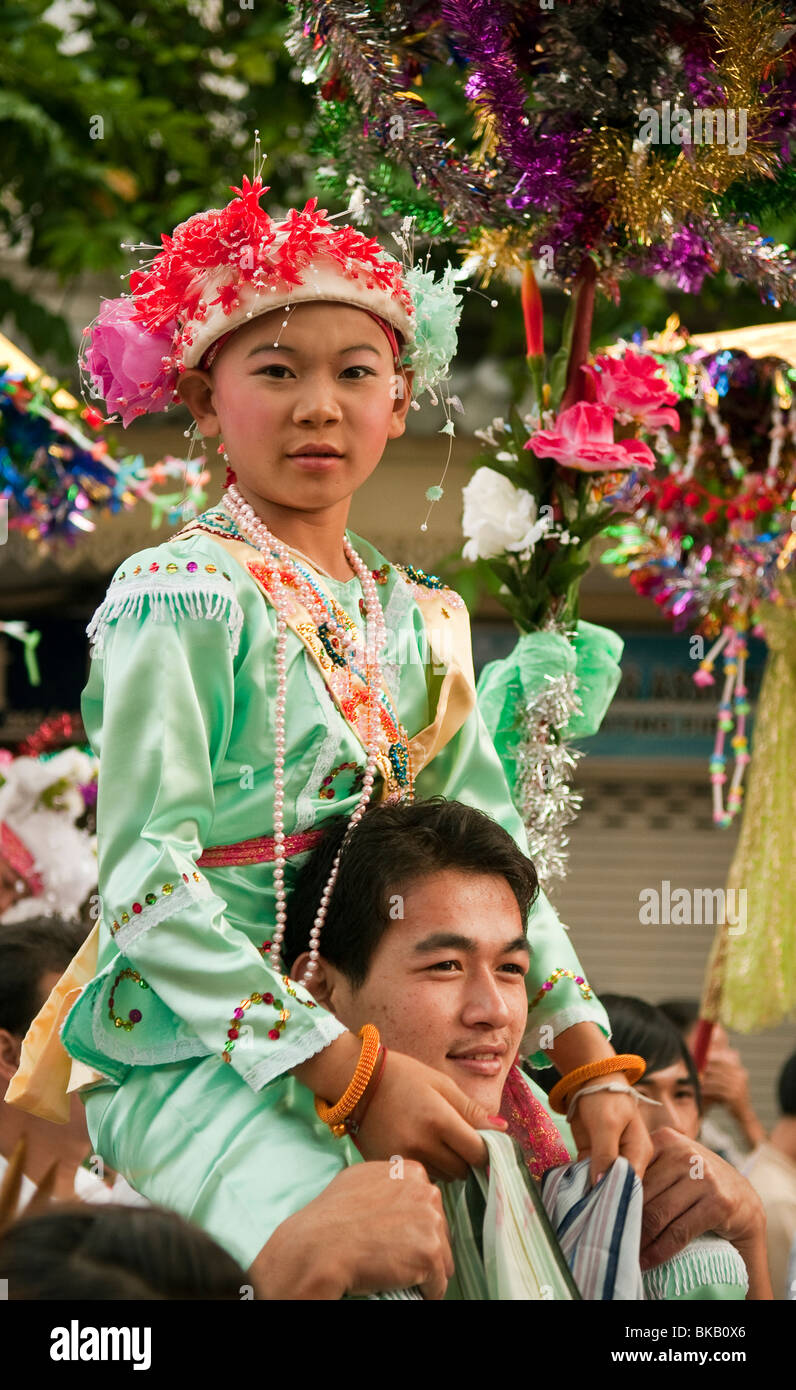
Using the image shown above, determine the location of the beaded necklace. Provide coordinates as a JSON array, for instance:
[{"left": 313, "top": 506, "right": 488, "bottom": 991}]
[{"left": 222, "top": 483, "right": 409, "bottom": 983}]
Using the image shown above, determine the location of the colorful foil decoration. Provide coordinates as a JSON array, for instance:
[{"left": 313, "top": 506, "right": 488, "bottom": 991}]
[
  {"left": 599, "top": 326, "right": 796, "bottom": 824},
  {"left": 0, "top": 368, "right": 209, "bottom": 549},
  {"left": 287, "top": 0, "right": 796, "bottom": 305},
  {"left": 513, "top": 650, "right": 584, "bottom": 888}
]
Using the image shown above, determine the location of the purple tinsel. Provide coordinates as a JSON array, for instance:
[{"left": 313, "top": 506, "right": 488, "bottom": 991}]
[
  {"left": 442, "top": 0, "right": 576, "bottom": 213},
  {"left": 682, "top": 43, "right": 725, "bottom": 107},
  {"left": 638, "top": 227, "right": 715, "bottom": 293}
]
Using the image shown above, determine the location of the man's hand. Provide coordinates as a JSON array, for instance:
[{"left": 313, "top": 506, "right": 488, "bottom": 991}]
[
  {"left": 294, "top": 1036, "right": 505, "bottom": 1182},
  {"left": 355, "top": 1050, "right": 507, "bottom": 1180},
  {"left": 569, "top": 1087, "right": 653, "bottom": 1184},
  {"left": 700, "top": 1048, "right": 767, "bottom": 1148},
  {"left": 248, "top": 1162, "right": 454, "bottom": 1300},
  {"left": 640, "top": 1126, "right": 765, "bottom": 1270}
]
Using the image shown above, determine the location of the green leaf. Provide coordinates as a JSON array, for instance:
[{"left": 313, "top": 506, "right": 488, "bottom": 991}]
[
  {"left": 548, "top": 293, "right": 577, "bottom": 411},
  {"left": 553, "top": 475, "right": 580, "bottom": 524},
  {"left": 0, "top": 278, "right": 74, "bottom": 364},
  {"left": 487, "top": 558, "right": 523, "bottom": 596},
  {"left": 525, "top": 353, "right": 545, "bottom": 413},
  {"left": 473, "top": 454, "right": 524, "bottom": 488},
  {"left": 507, "top": 402, "right": 529, "bottom": 444},
  {"left": 513, "top": 444, "right": 546, "bottom": 499}
]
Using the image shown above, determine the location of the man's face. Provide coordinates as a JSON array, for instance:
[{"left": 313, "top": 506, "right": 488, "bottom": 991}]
[
  {"left": 179, "top": 301, "right": 412, "bottom": 515},
  {"left": 319, "top": 869, "right": 530, "bottom": 1112},
  {"left": 635, "top": 1061, "right": 700, "bottom": 1140}
]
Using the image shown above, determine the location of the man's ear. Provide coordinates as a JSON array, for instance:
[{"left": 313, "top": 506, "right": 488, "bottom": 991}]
[
  {"left": 176, "top": 368, "right": 220, "bottom": 437},
  {"left": 0, "top": 1028, "right": 22, "bottom": 1084},
  {"left": 289, "top": 955, "right": 338, "bottom": 1012}
]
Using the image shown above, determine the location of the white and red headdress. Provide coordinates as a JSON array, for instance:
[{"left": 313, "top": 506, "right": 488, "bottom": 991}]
[{"left": 81, "top": 175, "right": 463, "bottom": 429}]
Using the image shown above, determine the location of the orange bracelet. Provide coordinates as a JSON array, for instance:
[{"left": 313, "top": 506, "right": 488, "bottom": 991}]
[
  {"left": 548, "top": 1054, "right": 646, "bottom": 1115},
  {"left": 346, "top": 1044, "right": 388, "bottom": 1139},
  {"left": 315, "top": 1024, "right": 381, "bottom": 1138}
]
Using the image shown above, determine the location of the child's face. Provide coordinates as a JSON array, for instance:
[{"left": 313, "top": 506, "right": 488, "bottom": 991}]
[{"left": 178, "top": 301, "right": 413, "bottom": 512}]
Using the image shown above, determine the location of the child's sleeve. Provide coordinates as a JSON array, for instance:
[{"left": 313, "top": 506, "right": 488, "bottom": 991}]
[
  {"left": 79, "top": 556, "right": 346, "bottom": 1090},
  {"left": 413, "top": 669, "right": 610, "bottom": 1067}
]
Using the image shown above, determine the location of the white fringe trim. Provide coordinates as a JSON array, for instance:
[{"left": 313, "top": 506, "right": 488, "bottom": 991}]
[
  {"left": 643, "top": 1235, "right": 749, "bottom": 1300},
  {"left": 86, "top": 573, "right": 245, "bottom": 660}
]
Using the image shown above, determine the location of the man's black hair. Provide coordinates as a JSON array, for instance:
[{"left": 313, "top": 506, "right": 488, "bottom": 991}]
[
  {"left": 0, "top": 916, "right": 88, "bottom": 1037},
  {"left": 656, "top": 998, "right": 700, "bottom": 1035},
  {"left": 0, "top": 1202, "right": 247, "bottom": 1300},
  {"left": 777, "top": 1051, "right": 796, "bottom": 1117},
  {"left": 283, "top": 796, "right": 539, "bottom": 988},
  {"left": 599, "top": 993, "right": 702, "bottom": 1111}
]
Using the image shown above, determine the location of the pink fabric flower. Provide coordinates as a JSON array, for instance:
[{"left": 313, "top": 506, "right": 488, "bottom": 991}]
[
  {"left": 584, "top": 350, "right": 680, "bottom": 431},
  {"left": 84, "top": 297, "right": 177, "bottom": 427},
  {"left": 524, "top": 402, "right": 655, "bottom": 473}
]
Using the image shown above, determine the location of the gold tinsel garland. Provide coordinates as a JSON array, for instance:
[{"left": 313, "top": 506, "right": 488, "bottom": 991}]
[
  {"left": 589, "top": 0, "right": 783, "bottom": 245},
  {"left": 457, "top": 227, "right": 530, "bottom": 289},
  {"left": 461, "top": 0, "right": 787, "bottom": 281}
]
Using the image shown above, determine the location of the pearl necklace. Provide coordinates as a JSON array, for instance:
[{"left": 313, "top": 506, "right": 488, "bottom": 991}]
[{"left": 223, "top": 484, "right": 388, "bottom": 983}]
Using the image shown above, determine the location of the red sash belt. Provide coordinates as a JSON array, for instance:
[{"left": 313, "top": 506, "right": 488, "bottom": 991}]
[{"left": 196, "top": 827, "right": 324, "bottom": 868}]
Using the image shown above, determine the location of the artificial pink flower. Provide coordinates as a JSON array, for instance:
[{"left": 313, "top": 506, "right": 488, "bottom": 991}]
[
  {"left": 84, "top": 297, "right": 177, "bottom": 427},
  {"left": 524, "top": 402, "right": 655, "bottom": 472},
  {"left": 583, "top": 350, "right": 680, "bottom": 430}
]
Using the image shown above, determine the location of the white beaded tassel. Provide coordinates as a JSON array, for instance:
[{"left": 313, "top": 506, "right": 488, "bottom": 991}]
[{"left": 221, "top": 484, "right": 388, "bottom": 982}]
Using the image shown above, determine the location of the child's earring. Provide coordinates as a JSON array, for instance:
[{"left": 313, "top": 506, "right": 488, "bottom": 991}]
[{"left": 219, "top": 441, "right": 236, "bottom": 489}]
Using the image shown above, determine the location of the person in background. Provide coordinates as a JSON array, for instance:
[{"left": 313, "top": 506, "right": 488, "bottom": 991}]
[
  {"left": 0, "top": 1195, "right": 248, "bottom": 1300},
  {"left": 600, "top": 994, "right": 772, "bottom": 1300},
  {"left": 0, "top": 917, "right": 145, "bottom": 1209},
  {"left": 743, "top": 1051, "right": 796, "bottom": 1299},
  {"left": 0, "top": 1156, "right": 452, "bottom": 1301},
  {"left": 658, "top": 997, "right": 767, "bottom": 1164}
]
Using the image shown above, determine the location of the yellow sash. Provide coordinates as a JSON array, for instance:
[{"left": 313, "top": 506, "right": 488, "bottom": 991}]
[
  {"left": 6, "top": 925, "right": 104, "bottom": 1121},
  {"left": 172, "top": 524, "right": 477, "bottom": 782},
  {"left": 6, "top": 528, "right": 475, "bottom": 1120}
]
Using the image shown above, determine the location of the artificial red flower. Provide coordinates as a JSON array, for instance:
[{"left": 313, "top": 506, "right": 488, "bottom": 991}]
[
  {"left": 525, "top": 402, "right": 656, "bottom": 472},
  {"left": 584, "top": 350, "right": 680, "bottom": 431}
]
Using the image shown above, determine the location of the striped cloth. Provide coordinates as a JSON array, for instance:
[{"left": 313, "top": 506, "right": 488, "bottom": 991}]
[
  {"left": 369, "top": 1136, "right": 644, "bottom": 1300},
  {"left": 540, "top": 1156, "right": 644, "bottom": 1300},
  {"left": 441, "top": 1131, "right": 580, "bottom": 1299}
]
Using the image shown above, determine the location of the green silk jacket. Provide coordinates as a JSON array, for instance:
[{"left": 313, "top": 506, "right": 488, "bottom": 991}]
[{"left": 60, "top": 502, "right": 608, "bottom": 1090}]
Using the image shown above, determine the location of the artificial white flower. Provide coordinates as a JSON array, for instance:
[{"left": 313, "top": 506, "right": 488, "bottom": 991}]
[{"left": 461, "top": 467, "right": 549, "bottom": 562}]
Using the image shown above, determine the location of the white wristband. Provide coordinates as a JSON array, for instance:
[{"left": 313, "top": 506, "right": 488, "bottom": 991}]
[{"left": 565, "top": 1078, "right": 663, "bottom": 1125}]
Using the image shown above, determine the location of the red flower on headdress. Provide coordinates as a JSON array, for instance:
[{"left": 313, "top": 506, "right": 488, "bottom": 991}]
[
  {"left": 210, "top": 283, "right": 241, "bottom": 315},
  {"left": 228, "top": 175, "right": 270, "bottom": 215},
  {"left": 113, "top": 174, "right": 412, "bottom": 386}
]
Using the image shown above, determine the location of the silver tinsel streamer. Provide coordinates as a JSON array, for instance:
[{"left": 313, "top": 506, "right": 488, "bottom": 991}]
[
  {"left": 513, "top": 669, "right": 584, "bottom": 890},
  {"left": 692, "top": 216, "right": 796, "bottom": 309},
  {"left": 285, "top": 1, "right": 523, "bottom": 238}
]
